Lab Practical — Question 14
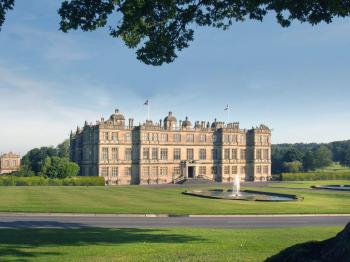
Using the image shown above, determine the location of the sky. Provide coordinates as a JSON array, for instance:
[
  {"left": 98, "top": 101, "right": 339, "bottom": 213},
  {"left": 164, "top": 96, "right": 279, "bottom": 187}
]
[{"left": 0, "top": 1, "right": 350, "bottom": 155}]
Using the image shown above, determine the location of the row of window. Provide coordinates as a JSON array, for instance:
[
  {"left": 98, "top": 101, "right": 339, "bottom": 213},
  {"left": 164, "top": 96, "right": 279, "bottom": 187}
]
[
  {"left": 256, "top": 149, "right": 270, "bottom": 160},
  {"left": 101, "top": 166, "right": 131, "bottom": 177},
  {"left": 101, "top": 147, "right": 250, "bottom": 161},
  {"left": 100, "top": 165, "right": 257, "bottom": 177},
  {"left": 1, "top": 160, "right": 18, "bottom": 168},
  {"left": 101, "top": 131, "right": 252, "bottom": 144},
  {"left": 256, "top": 166, "right": 269, "bottom": 174}
]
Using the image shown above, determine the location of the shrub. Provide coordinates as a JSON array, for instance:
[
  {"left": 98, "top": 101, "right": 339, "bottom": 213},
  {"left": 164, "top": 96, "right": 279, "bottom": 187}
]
[
  {"left": 281, "top": 171, "right": 350, "bottom": 181},
  {"left": 0, "top": 176, "right": 105, "bottom": 186}
]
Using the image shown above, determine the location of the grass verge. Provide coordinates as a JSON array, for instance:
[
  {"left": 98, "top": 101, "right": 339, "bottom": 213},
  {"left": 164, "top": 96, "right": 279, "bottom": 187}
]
[{"left": 0, "top": 226, "right": 342, "bottom": 262}]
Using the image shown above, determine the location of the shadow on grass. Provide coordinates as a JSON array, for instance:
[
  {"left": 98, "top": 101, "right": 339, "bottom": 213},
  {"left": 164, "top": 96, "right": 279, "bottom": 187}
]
[{"left": 0, "top": 222, "right": 205, "bottom": 261}]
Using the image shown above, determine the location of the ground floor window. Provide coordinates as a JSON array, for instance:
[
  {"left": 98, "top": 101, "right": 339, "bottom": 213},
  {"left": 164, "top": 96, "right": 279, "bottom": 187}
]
[
  {"left": 231, "top": 166, "right": 237, "bottom": 174},
  {"left": 111, "top": 167, "right": 118, "bottom": 177},
  {"left": 160, "top": 167, "right": 168, "bottom": 176},
  {"left": 173, "top": 167, "right": 180, "bottom": 176},
  {"left": 124, "top": 167, "right": 131, "bottom": 176},
  {"left": 240, "top": 166, "right": 245, "bottom": 174},
  {"left": 101, "top": 167, "right": 108, "bottom": 177},
  {"left": 211, "top": 166, "right": 217, "bottom": 175},
  {"left": 199, "top": 166, "right": 206, "bottom": 175},
  {"left": 256, "top": 166, "right": 261, "bottom": 174},
  {"left": 224, "top": 166, "right": 230, "bottom": 175}
]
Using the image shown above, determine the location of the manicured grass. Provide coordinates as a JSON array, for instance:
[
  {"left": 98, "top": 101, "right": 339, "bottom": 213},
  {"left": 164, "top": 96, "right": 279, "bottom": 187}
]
[
  {"left": 0, "top": 226, "right": 342, "bottom": 261},
  {"left": 266, "top": 180, "right": 350, "bottom": 189},
  {"left": 0, "top": 182, "right": 349, "bottom": 214},
  {"left": 315, "top": 163, "right": 350, "bottom": 172}
]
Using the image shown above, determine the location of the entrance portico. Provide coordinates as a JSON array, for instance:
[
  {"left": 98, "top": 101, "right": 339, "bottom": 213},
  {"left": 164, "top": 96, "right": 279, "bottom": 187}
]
[{"left": 181, "top": 160, "right": 197, "bottom": 179}]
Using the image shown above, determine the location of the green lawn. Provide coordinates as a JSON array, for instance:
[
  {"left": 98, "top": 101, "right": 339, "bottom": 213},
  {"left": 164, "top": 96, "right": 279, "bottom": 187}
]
[
  {"left": 314, "top": 163, "right": 350, "bottom": 172},
  {"left": 266, "top": 180, "right": 350, "bottom": 189},
  {"left": 0, "top": 226, "right": 342, "bottom": 261},
  {"left": 0, "top": 182, "right": 349, "bottom": 214}
]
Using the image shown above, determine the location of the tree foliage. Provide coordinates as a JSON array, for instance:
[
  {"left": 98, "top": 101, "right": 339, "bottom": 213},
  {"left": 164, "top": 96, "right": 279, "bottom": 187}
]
[
  {"left": 272, "top": 140, "right": 350, "bottom": 174},
  {"left": 0, "top": 0, "right": 14, "bottom": 31},
  {"left": 40, "top": 156, "right": 79, "bottom": 179},
  {"left": 2, "top": 1, "right": 350, "bottom": 65}
]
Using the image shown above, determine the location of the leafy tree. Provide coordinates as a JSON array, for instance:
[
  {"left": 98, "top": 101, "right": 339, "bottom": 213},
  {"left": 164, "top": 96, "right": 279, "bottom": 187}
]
[
  {"left": 2, "top": 1, "right": 350, "bottom": 65},
  {"left": 282, "top": 148, "right": 303, "bottom": 163},
  {"left": 57, "top": 139, "right": 70, "bottom": 158},
  {"left": 302, "top": 150, "right": 316, "bottom": 171},
  {"left": 0, "top": 0, "right": 14, "bottom": 31},
  {"left": 40, "top": 156, "right": 79, "bottom": 179},
  {"left": 313, "top": 145, "right": 333, "bottom": 168},
  {"left": 282, "top": 161, "right": 302, "bottom": 173},
  {"left": 341, "top": 146, "right": 350, "bottom": 167}
]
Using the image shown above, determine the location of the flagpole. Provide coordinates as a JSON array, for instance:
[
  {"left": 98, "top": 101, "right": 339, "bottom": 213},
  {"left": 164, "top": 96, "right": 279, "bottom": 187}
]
[
  {"left": 147, "top": 103, "right": 150, "bottom": 121},
  {"left": 227, "top": 104, "right": 230, "bottom": 124}
]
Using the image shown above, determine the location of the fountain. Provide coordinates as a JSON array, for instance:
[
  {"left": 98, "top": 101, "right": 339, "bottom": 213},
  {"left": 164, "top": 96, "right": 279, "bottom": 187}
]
[
  {"left": 183, "top": 175, "right": 301, "bottom": 201},
  {"left": 231, "top": 174, "right": 241, "bottom": 197}
]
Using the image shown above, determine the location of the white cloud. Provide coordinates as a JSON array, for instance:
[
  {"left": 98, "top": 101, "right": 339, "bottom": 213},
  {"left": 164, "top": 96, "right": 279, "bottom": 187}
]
[{"left": 0, "top": 67, "right": 115, "bottom": 155}]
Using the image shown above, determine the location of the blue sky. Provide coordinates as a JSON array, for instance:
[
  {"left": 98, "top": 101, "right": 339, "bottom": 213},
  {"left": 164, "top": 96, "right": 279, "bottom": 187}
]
[{"left": 1, "top": 1, "right": 350, "bottom": 155}]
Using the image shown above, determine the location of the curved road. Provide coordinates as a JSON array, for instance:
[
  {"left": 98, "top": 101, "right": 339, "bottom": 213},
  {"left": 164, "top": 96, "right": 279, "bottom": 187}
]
[{"left": 0, "top": 213, "right": 349, "bottom": 228}]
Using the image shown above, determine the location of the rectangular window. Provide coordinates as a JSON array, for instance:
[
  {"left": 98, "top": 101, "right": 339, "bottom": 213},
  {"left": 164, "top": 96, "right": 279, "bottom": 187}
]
[
  {"left": 256, "top": 149, "right": 262, "bottom": 160},
  {"left": 153, "top": 133, "right": 159, "bottom": 141},
  {"left": 187, "top": 148, "right": 194, "bottom": 160},
  {"left": 240, "top": 166, "right": 246, "bottom": 174},
  {"left": 111, "top": 132, "right": 118, "bottom": 141},
  {"left": 173, "top": 167, "right": 180, "bottom": 176},
  {"left": 103, "top": 132, "right": 109, "bottom": 140},
  {"left": 224, "top": 135, "right": 229, "bottom": 143},
  {"left": 160, "top": 149, "right": 168, "bottom": 160},
  {"left": 224, "top": 166, "right": 230, "bottom": 175},
  {"left": 232, "top": 166, "right": 238, "bottom": 174},
  {"left": 142, "top": 133, "right": 148, "bottom": 141},
  {"left": 102, "top": 147, "right": 108, "bottom": 161},
  {"left": 199, "top": 149, "right": 206, "bottom": 160},
  {"left": 160, "top": 167, "right": 168, "bottom": 176},
  {"left": 174, "top": 148, "right": 181, "bottom": 160},
  {"left": 125, "top": 166, "right": 131, "bottom": 176},
  {"left": 125, "top": 148, "right": 132, "bottom": 161},
  {"left": 125, "top": 133, "right": 131, "bottom": 142},
  {"left": 263, "top": 149, "right": 269, "bottom": 160},
  {"left": 111, "top": 167, "right": 118, "bottom": 177},
  {"left": 212, "top": 149, "right": 218, "bottom": 160},
  {"left": 211, "top": 166, "right": 217, "bottom": 175},
  {"left": 112, "top": 147, "right": 118, "bottom": 160},
  {"left": 151, "top": 166, "right": 158, "bottom": 176},
  {"left": 224, "top": 149, "right": 230, "bottom": 160},
  {"left": 263, "top": 166, "right": 269, "bottom": 174},
  {"left": 143, "top": 148, "right": 150, "bottom": 160},
  {"left": 152, "top": 148, "right": 158, "bottom": 160},
  {"left": 199, "top": 134, "right": 206, "bottom": 143},
  {"left": 161, "top": 133, "right": 168, "bottom": 142},
  {"left": 240, "top": 149, "right": 246, "bottom": 160},
  {"left": 143, "top": 166, "right": 150, "bottom": 176},
  {"left": 232, "top": 149, "right": 237, "bottom": 160},
  {"left": 256, "top": 166, "right": 261, "bottom": 174},
  {"left": 173, "top": 133, "right": 181, "bottom": 142},
  {"left": 101, "top": 167, "right": 108, "bottom": 177},
  {"left": 186, "top": 134, "right": 194, "bottom": 142},
  {"left": 199, "top": 166, "right": 206, "bottom": 175}
]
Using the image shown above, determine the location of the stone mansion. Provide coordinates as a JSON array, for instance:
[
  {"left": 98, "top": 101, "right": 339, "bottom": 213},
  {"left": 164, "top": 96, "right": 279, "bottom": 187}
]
[
  {"left": 70, "top": 110, "right": 271, "bottom": 185},
  {"left": 0, "top": 152, "right": 21, "bottom": 175}
]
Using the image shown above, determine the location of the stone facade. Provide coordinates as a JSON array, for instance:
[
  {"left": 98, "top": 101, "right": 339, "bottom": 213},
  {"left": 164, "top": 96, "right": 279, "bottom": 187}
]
[
  {"left": 0, "top": 152, "right": 21, "bottom": 175},
  {"left": 70, "top": 110, "right": 271, "bottom": 185}
]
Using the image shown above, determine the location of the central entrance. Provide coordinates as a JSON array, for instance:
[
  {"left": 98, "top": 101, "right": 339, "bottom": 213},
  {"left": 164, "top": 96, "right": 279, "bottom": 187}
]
[{"left": 188, "top": 166, "right": 195, "bottom": 178}]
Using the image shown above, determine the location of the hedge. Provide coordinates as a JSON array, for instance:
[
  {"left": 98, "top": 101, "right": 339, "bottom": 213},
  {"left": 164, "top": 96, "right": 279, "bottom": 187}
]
[
  {"left": 0, "top": 176, "right": 105, "bottom": 186},
  {"left": 281, "top": 172, "right": 350, "bottom": 181}
]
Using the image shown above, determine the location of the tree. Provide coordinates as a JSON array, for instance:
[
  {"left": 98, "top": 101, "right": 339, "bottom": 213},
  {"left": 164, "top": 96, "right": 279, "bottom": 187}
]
[
  {"left": 341, "top": 146, "right": 350, "bottom": 167},
  {"left": 40, "top": 156, "right": 79, "bottom": 179},
  {"left": 282, "top": 148, "right": 303, "bottom": 163},
  {"left": 2, "top": 1, "right": 350, "bottom": 65},
  {"left": 302, "top": 150, "right": 316, "bottom": 171},
  {"left": 0, "top": 0, "right": 14, "bottom": 31},
  {"left": 313, "top": 145, "right": 333, "bottom": 168},
  {"left": 282, "top": 161, "right": 302, "bottom": 173},
  {"left": 57, "top": 139, "right": 70, "bottom": 158}
]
